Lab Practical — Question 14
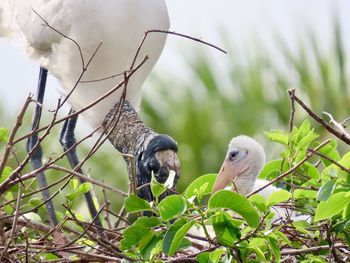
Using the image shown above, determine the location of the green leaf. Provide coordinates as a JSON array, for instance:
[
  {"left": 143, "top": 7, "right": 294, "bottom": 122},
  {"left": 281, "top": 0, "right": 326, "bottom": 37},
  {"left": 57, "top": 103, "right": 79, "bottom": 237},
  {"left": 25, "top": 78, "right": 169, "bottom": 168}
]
[
  {"left": 163, "top": 218, "right": 195, "bottom": 256},
  {"left": 0, "top": 166, "right": 12, "bottom": 184},
  {"left": 317, "top": 179, "right": 337, "bottom": 201},
  {"left": 66, "top": 192, "right": 79, "bottom": 201},
  {"left": 208, "top": 190, "right": 260, "bottom": 228},
  {"left": 151, "top": 174, "right": 166, "bottom": 199},
  {"left": 140, "top": 235, "right": 162, "bottom": 260},
  {"left": 248, "top": 246, "right": 266, "bottom": 261},
  {"left": 342, "top": 202, "right": 350, "bottom": 220},
  {"left": 76, "top": 182, "right": 91, "bottom": 194},
  {"left": 0, "top": 127, "right": 8, "bottom": 143},
  {"left": 296, "top": 129, "right": 319, "bottom": 150},
  {"left": 4, "top": 204, "right": 14, "bottom": 215},
  {"left": 249, "top": 194, "right": 268, "bottom": 212},
  {"left": 302, "top": 162, "right": 320, "bottom": 180},
  {"left": 318, "top": 140, "right": 340, "bottom": 166},
  {"left": 209, "top": 249, "right": 226, "bottom": 263},
  {"left": 120, "top": 225, "right": 150, "bottom": 250},
  {"left": 28, "top": 198, "right": 42, "bottom": 208},
  {"left": 268, "top": 235, "right": 281, "bottom": 262},
  {"left": 298, "top": 119, "right": 311, "bottom": 136},
  {"left": 294, "top": 189, "right": 317, "bottom": 199},
  {"left": 212, "top": 213, "right": 240, "bottom": 246},
  {"left": 184, "top": 173, "right": 217, "bottom": 199},
  {"left": 124, "top": 194, "right": 152, "bottom": 213},
  {"left": 70, "top": 179, "right": 79, "bottom": 191},
  {"left": 157, "top": 195, "right": 187, "bottom": 221},
  {"left": 267, "top": 190, "right": 291, "bottom": 207},
  {"left": 274, "top": 231, "right": 292, "bottom": 246},
  {"left": 196, "top": 252, "right": 210, "bottom": 263},
  {"left": 259, "top": 159, "right": 285, "bottom": 180},
  {"left": 133, "top": 216, "right": 161, "bottom": 228},
  {"left": 265, "top": 130, "right": 288, "bottom": 145},
  {"left": 315, "top": 192, "right": 350, "bottom": 221}
]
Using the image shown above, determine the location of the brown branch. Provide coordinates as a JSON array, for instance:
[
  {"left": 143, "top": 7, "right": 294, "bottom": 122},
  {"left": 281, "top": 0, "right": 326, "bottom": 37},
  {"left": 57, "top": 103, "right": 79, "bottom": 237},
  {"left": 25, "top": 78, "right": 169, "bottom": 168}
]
[
  {"left": 49, "top": 165, "right": 127, "bottom": 197},
  {"left": 289, "top": 89, "right": 350, "bottom": 145},
  {"left": 307, "top": 148, "right": 350, "bottom": 173},
  {"left": 281, "top": 243, "right": 347, "bottom": 256},
  {"left": 0, "top": 95, "right": 31, "bottom": 175},
  {"left": 288, "top": 88, "right": 296, "bottom": 132}
]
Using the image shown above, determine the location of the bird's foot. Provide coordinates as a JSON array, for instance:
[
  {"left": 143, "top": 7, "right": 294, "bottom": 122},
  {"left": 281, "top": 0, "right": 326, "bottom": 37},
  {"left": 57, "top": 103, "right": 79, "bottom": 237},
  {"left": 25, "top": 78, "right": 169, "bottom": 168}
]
[{"left": 136, "top": 134, "right": 180, "bottom": 201}]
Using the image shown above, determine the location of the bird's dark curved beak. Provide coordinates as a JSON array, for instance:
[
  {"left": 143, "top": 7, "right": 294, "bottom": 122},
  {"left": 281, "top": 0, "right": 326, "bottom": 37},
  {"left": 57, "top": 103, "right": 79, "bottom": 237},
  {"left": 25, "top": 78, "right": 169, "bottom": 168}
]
[{"left": 136, "top": 135, "right": 180, "bottom": 202}]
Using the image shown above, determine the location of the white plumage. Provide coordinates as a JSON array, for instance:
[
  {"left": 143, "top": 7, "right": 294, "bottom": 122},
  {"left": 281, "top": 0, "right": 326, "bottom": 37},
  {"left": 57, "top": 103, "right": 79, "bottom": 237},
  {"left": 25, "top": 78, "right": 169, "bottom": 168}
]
[{"left": 0, "top": 0, "right": 170, "bottom": 127}]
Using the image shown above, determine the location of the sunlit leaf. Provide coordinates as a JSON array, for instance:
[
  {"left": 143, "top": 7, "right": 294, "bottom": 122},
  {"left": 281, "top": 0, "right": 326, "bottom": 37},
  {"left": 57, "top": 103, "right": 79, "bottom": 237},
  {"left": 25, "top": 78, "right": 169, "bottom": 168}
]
[
  {"left": 317, "top": 179, "right": 337, "bottom": 201},
  {"left": 158, "top": 195, "right": 187, "bottom": 221},
  {"left": 0, "top": 127, "right": 8, "bottom": 143},
  {"left": 133, "top": 216, "right": 161, "bottom": 228},
  {"left": 315, "top": 192, "right": 350, "bottom": 221},
  {"left": 184, "top": 173, "right": 217, "bottom": 199},
  {"left": 265, "top": 130, "right": 288, "bottom": 145},
  {"left": 212, "top": 213, "right": 241, "bottom": 246},
  {"left": 163, "top": 218, "right": 195, "bottom": 256},
  {"left": 124, "top": 194, "right": 152, "bottom": 213},
  {"left": 76, "top": 182, "right": 91, "bottom": 194},
  {"left": 120, "top": 225, "right": 150, "bottom": 250},
  {"left": 151, "top": 174, "right": 166, "bottom": 199},
  {"left": 208, "top": 190, "right": 260, "bottom": 228},
  {"left": 209, "top": 249, "right": 226, "bottom": 263},
  {"left": 267, "top": 190, "right": 291, "bottom": 207}
]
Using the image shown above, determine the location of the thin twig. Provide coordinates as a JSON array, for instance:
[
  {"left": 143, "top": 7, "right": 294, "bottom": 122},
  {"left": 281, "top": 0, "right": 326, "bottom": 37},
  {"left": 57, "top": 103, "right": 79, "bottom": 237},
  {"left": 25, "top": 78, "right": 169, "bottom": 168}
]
[
  {"left": 289, "top": 90, "right": 350, "bottom": 145},
  {"left": 247, "top": 139, "right": 331, "bottom": 197}
]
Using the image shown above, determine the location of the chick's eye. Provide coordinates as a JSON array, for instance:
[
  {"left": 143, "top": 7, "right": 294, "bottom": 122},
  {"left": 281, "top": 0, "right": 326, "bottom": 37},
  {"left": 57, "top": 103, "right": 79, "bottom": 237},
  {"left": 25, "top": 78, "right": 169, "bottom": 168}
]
[{"left": 229, "top": 150, "right": 239, "bottom": 160}]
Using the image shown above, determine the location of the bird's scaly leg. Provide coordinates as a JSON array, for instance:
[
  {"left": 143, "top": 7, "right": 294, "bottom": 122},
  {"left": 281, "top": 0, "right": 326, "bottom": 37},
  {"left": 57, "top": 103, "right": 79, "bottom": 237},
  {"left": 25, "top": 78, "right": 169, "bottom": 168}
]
[
  {"left": 59, "top": 109, "right": 104, "bottom": 232},
  {"left": 104, "top": 101, "right": 180, "bottom": 202},
  {"left": 26, "top": 67, "right": 58, "bottom": 226}
]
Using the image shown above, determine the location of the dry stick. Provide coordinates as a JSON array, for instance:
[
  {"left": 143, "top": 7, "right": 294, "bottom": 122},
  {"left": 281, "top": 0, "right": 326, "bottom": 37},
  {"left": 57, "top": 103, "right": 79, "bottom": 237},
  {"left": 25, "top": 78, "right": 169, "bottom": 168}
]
[
  {"left": 307, "top": 148, "right": 350, "bottom": 173},
  {"left": 131, "top": 29, "right": 226, "bottom": 70},
  {"left": 0, "top": 98, "right": 62, "bottom": 193},
  {"left": 50, "top": 165, "right": 127, "bottom": 196},
  {"left": 288, "top": 88, "right": 296, "bottom": 132},
  {"left": 101, "top": 181, "right": 112, "bottom": 230},
  {"left": 289, "top": 89, "right": 350, "bottom": 145},
  {"left": 247, "top": 139, "right": 331, "bottom": 198},
  {"left": 3, "top": 124, "right": 103, "bottom": 193},
  {"left": 61, "top": 205, "right": 107, "bottom": 249},
  {"left": 2, "top": 170, "right": 74, "bottom": 221},
  {"left": 63, "top": 206, "right": 128, "bottom": 259},
  {"left": 281, "top": 243, "right": 347, "bottom": 256},
  {"left": 0, "top": 184, "right": 23, "bottom": 261},
  {"left": 0, "top": 173, "right": 72, "bottom": 209},
  {"left": 1, "top": 217, "right": 80, "bottom": 237},
  {"left": 0, "top": 96, "right": 31, "bottom": 176}
]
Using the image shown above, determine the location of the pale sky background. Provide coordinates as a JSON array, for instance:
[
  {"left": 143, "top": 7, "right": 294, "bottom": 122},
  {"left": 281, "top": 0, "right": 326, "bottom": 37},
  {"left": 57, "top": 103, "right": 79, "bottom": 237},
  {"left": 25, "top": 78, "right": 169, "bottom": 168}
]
[{"left": 0, "top": 0, "right": 349, "bottom": 114}]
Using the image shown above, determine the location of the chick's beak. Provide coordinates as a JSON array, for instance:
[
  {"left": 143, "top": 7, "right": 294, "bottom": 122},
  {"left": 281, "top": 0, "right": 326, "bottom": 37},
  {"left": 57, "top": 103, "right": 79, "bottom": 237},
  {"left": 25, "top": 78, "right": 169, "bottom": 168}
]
[{"left": 212, "top": 153, "right": 248, "bottom": 194}]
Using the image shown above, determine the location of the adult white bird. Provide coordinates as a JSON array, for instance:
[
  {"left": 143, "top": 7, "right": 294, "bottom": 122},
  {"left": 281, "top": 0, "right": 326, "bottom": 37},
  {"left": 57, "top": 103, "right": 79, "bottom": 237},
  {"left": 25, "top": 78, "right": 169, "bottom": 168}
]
[{"left": 0, "top": 0, "right": 179, "bottom": 227}]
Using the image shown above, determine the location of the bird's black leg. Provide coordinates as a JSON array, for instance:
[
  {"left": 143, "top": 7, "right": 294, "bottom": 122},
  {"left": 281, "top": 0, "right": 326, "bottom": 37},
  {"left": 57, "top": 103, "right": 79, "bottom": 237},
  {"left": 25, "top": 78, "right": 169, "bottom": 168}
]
[
  {"left": 59, "top": 109, "right": 103, "bottom": 229},
  {"left": 26, "top": 67, "right": 59, "bottom": 226}
]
